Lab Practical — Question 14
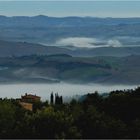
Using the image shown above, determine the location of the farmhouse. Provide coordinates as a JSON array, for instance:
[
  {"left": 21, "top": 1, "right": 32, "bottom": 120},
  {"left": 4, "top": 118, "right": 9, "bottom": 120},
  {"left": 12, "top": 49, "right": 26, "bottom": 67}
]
[
  {"left": 19, "top": 93, "right": 41, "bottom": 111},
  {"left": 19, "top": 102, "right": 33, "bottom": 111},
  {"left": 21, "top": 93, "right": 41, "bottom": 102}
]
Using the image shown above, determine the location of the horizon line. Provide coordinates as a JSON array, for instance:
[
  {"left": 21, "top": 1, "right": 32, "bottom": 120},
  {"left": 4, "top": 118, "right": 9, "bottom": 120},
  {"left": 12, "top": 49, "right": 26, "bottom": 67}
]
[{"left": 1, "top": 14, "right": 140, "bottom": 18}]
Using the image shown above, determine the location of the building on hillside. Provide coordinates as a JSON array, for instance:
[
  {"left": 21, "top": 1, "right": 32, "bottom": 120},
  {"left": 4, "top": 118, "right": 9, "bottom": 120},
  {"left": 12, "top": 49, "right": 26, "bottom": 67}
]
[{"left": 19, "top": 93, "right": 41, "bottom": 111}]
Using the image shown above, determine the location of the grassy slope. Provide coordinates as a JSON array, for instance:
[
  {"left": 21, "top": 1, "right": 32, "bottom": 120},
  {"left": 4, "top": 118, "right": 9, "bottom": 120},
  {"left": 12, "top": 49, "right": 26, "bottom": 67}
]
[{"left": 0, "top": 55, "right": 139, "bottom": 84}]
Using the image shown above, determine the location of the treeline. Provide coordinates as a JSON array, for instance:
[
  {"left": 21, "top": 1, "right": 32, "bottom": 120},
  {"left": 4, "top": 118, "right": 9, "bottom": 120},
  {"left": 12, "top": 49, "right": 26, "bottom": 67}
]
[{"left": 1, "top": 87, "right": 140, "bottom": 138}]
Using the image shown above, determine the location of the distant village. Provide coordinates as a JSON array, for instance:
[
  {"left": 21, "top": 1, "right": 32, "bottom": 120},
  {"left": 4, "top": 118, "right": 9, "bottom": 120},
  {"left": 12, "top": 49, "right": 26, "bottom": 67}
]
[{"left": 17, "top": 92, "right": 63, "bottom": 111}]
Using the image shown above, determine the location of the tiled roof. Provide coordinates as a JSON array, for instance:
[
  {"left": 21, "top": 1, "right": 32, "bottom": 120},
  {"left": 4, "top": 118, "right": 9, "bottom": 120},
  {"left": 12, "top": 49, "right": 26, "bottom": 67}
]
[{"left": 22, "top": 93, "right": 40, "bottom": 99}]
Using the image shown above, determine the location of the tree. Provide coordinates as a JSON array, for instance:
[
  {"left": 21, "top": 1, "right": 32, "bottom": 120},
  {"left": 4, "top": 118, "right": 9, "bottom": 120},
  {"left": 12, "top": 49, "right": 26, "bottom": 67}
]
[{"left": 50, "top": 92, "right": 54, "bottom": 105}]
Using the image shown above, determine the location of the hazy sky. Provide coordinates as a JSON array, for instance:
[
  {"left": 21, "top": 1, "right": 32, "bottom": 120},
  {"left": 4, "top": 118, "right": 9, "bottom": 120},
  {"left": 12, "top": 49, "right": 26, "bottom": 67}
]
[{"left": 0, "top": 1, "right": 140, "bottom": 17}]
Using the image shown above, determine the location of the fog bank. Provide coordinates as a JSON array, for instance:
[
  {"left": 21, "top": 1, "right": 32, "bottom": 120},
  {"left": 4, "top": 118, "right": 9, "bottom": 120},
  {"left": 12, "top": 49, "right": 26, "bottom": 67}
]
[
  {"left": 55, "top": 37, "right": 122, "bottom": 48},
  {"left": 0, "top": 83, "right": 137, "bottom": 101}
]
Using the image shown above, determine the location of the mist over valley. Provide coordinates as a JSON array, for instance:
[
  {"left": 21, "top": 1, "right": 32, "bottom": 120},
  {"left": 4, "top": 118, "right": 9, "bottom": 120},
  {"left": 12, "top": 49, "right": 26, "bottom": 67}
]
[
  {"left": 0, "top": 83, "right": 137, "bottom": 101},
  {"left": 0, "top": 15, "right": 140, "bottom": 98}
]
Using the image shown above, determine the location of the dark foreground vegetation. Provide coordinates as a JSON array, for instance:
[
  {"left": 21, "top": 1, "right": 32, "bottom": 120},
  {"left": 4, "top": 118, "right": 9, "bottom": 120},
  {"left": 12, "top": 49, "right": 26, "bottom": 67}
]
[{"left": 1, "top": 87, "right": 140, "bottom": 138}]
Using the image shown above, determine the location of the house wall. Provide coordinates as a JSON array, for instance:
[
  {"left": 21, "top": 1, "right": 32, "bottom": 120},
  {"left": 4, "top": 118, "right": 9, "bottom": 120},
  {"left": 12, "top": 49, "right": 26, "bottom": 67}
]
[{"left": 19, "top": 102, "right": 33, "bottom": 111}]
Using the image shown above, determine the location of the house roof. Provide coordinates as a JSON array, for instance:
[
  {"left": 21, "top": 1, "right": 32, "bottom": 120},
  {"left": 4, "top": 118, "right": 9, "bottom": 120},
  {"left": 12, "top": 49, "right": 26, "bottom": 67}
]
[{"left": 22, "top": 93, "right": 41, "bottom": 99}]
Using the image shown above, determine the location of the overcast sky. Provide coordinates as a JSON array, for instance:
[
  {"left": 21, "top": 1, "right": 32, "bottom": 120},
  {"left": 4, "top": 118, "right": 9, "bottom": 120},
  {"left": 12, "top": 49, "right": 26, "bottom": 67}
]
[{"left": 0, "top": 1, "right": 140, "bottom": 17}]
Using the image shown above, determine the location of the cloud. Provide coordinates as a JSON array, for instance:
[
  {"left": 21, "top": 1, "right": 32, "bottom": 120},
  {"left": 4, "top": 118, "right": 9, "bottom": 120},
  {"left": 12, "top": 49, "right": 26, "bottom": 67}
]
[
  {"left": 107, "top": 39, "right": 122, "bottom": 47},
  {"left": 55, "top": 37, "right": 122, "bottom": 48},
  {"left": 56, "top": 37, "right": 99, "bottom": 48}
]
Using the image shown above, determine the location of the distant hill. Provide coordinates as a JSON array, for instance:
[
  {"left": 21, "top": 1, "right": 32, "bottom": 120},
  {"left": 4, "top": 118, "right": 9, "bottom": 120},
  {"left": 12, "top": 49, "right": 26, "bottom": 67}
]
[
  {"left": 0, "top": 15, "right": 140, "bottom": 45},
  {"left": 0, "top": 40, "right": 71, "bottom": 57},
  {"left": 0, "top": 54, "right": 139, "bottom": 85},
  {"left": 0, "top": 40, "right": 140, "bottom": 57},
  {"left": 0, "top": 16, "right": 139, "bottom": 85},
  {"left": 1, "top": 15, "right": 140, "bottom": 27}
]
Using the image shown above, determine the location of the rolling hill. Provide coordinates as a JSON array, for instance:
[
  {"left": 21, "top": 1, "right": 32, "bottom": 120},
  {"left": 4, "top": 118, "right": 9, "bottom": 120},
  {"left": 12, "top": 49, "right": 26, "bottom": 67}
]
[
  {"left": 0, "top": 15, "right": 140, "bottom": 45},
  {"left": 0, "top": 40, "right": 140, "bottom": 57},
  {"left": 0, "top": 54, "right": 139, "bottom": 85}
]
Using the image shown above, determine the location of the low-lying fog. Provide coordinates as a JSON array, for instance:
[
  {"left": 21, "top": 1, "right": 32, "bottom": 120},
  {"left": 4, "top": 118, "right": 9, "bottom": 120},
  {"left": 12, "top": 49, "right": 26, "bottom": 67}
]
[
  {"left": 42, "top": 36, "right": 140, "bottom": 49},
  {"left": 0, "top": 83, "right": 138, "bottom": 101}
]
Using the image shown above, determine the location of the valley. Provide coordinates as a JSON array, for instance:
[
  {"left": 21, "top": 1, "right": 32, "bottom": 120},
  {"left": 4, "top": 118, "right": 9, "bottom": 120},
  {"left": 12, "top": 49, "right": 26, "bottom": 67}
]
[{"left": 0, "top": 54, "right": 139, "bottom": 85}]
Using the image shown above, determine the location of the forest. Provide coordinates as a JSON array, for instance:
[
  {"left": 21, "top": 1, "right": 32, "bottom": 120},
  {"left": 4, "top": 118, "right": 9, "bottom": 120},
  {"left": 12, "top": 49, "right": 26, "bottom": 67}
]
[{"left": 0, "top": 87, "right": 140, "bottom": 138}]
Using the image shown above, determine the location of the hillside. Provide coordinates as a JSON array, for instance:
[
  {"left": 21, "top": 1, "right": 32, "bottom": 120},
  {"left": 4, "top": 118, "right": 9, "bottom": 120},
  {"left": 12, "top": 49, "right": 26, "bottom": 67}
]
[
  {"left": 1, "top": 87, "right": 140, "bottom": 138},
  {"left": 0, "top": 40, "right": 140, "bottom": 57},
  {"left": 0, "top": 40, "right": 71, "bottom": 57},
  {"left": 0, "top": 16, "right": 140, "bottom": 46},
  {"left": 0, "top": 16, "right": 140, "bottom": 84},
  {"left": 0, "top": 54, "right": 139, "bottom": 84}
]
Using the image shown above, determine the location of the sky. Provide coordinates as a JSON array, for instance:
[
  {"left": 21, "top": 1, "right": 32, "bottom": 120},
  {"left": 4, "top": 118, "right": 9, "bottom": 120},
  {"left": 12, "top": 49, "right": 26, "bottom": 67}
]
[{"left": 0, "top": 1, "right": 140, "bottom": 17}]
